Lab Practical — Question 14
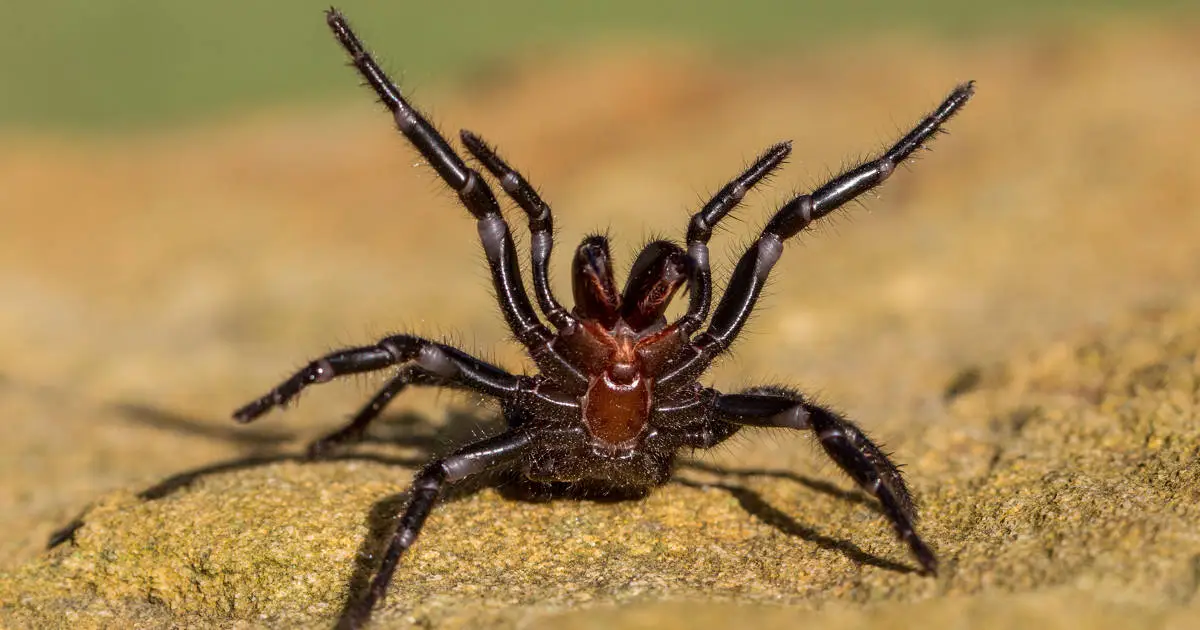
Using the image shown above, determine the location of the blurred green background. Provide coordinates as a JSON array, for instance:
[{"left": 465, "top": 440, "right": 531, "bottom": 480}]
[{"left": 2, "top": 0, "right": 1194, "bottom": 132}]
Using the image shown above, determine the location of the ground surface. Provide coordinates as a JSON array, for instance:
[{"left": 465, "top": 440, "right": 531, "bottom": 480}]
[{"left": 1, "top": 16, "right": 1199, "bottom": 630}]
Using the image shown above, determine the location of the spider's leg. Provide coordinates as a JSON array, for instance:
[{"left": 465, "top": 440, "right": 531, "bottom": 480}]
[
  {"left": 325, "top": 11, "right": 585, "bottom": 384},
  {"left": 460, "top": 131, "right": 574, "bottom": 331},
  {"left": 709, "top": 386, "right": 935, "bottom": 575},
  {"left": 660, "top": 82, "right": 975, "bottom": 388},
  {"left": 675, "top": 142, "right": 791, "bottom": 336},
  {"left": 306, "top": 366, "right": 449, "bottom": 458},
  {"left": 341, "top": 429, "right": 532, "bottom": 629},
  {"left": 233, "top": 334, "right": 520, "bottom": 423},
  {"left": 665, "top": 419, "right": 742, "bottom": 450}
]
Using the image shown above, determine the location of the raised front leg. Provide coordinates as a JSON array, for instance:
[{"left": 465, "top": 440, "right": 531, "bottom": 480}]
[
  {"left": 661, "top": 82, "right": 975, "bottom": 389},
  {"left": 326, "top": 10, "right": 583, "bottom": 384},
  {"left": 675, "top": 142, "right": 792, "bottom": 336},
  {"left": 460, "top": 130, "right": 575, "bottom": 331},
  {"left": 709, "top": 385, "right": 936, "bottom": 575}
]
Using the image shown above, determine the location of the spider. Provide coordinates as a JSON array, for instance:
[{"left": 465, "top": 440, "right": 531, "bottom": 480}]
[{"left": 233, "top": 8, "right": 974, "bottom": 627}]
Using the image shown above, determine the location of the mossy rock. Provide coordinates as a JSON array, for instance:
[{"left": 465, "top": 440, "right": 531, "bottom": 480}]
[{"left": 3, "top": 300, "right": 1198, "bottom": 628}]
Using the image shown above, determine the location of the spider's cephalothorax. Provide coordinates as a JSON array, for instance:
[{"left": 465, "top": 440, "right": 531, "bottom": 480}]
[{"left": 233, "top": 9, "right": 974, "bottom": 628}]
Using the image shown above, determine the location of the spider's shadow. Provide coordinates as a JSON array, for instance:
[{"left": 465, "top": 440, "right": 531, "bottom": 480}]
[
  {"left": 52, "top": 402, "right": 917, "bottom": 627},
  {"left": 45, "top": 406, "right": 457, "bottom": 549},
  {"left": 672, "top": 473, "right": 914, "bottom": 575}
]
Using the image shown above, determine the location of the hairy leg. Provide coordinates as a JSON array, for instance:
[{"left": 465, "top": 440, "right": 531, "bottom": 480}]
[
  {"left": 660, "top": 82, "right": 975, "bottom": 389},
  {"left": 233, "top": 334, "right": 520, "bottom": 423},
  {"left": 460, "top": 130, "right": 574, "bottom": 331},
  {"left": 325, "top": 10, "right": 584, "bottom": 384},
  {"left": 709, "top": 386, "right": 935, "bottom": 574},
  {"left": 305, "top": 366, "right": 457, "bottom": 458},
  {"left": 339, "top": 430, "right": 532, "bottom": 629},
  {"left": 675, "top": 142, "right": 792, "bottom": 335}
]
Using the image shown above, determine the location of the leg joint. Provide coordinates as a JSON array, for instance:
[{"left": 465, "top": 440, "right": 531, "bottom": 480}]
[
  {"left": 459, "top": 170, "right": 502, "bottom": 219},
  {"left": 416, "top": 345, "right": 460, "bottom": 378},
  {"left": 380, "top": 336, "right": 421, "bottom": 362}
]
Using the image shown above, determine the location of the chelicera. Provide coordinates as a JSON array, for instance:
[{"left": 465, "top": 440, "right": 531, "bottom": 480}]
[{"left": 234, "top": 9, "right": 974, "bottom": 627}]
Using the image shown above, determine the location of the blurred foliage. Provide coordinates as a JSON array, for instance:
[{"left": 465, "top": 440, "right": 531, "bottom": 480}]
[{"left": 0, "top": 0, "right": 1193, "bottom": 132}]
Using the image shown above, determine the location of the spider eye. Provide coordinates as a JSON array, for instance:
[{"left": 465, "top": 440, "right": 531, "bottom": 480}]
[
  {"left": 572, "top": 235, "right": 622, "bottom": 327},
  {"left": 621, "top": 240, "right": 688, "bottom": 330}
]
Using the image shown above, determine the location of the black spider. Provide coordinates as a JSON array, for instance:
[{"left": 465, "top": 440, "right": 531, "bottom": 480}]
[{"left": 234, "top": 9, "right": 974, "bottom": 628}]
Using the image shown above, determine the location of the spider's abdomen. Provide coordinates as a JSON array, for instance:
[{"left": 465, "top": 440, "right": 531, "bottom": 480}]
[{"left": 581, "top": 367, "right": 651, "bottom": 447}]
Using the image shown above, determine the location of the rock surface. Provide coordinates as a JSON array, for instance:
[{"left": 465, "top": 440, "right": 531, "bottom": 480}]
[
  {"left": 5, "top": 296, "right": 1200, "bottom": 628},
  {"left": 2, "top": 18, "right": 1199, "bottom": 630}
]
